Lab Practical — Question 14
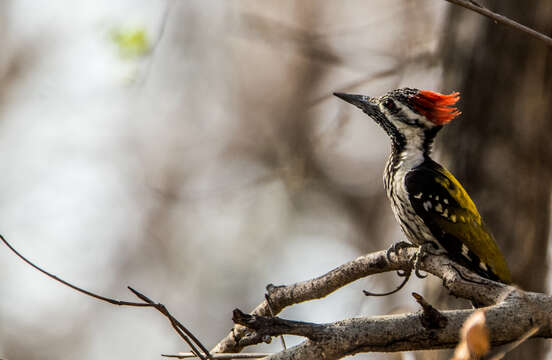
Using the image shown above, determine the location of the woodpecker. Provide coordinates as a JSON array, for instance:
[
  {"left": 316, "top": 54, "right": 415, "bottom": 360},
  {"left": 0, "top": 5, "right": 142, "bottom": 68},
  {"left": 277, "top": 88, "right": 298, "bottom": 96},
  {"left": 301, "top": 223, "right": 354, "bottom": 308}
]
[{"left": 334, "top": 88, "right": 511, "bottom": 284}]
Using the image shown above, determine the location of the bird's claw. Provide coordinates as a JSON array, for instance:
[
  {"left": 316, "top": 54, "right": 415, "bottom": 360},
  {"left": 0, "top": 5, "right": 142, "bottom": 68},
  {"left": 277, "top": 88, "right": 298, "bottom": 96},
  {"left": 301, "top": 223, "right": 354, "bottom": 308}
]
[
  {"left": 386, "top": 241, "right": 416, "bottom": 262},
  {"left": 411, "top": 241, "right": 442, "bottom": 278},
  {"left": 386, "top": 241, "right": 418, "bottom": 279},
  {"left": 384, "top": 240, "right": 440, "bottom": 282}
]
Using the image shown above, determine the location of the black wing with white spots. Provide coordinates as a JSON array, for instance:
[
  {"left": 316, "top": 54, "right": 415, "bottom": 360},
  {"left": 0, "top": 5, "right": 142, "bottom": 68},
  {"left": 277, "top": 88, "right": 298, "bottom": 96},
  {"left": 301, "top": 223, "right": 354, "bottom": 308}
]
[{"left": 405, "top": 159, "right": 511, "bottom": 283}]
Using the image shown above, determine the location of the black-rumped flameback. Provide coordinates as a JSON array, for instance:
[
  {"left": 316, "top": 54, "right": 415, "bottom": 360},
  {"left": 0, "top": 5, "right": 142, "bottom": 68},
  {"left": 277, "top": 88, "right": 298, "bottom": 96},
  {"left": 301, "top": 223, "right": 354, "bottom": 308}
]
[{"left": 334, "top": 88, "right": 511, "bottom": 284}]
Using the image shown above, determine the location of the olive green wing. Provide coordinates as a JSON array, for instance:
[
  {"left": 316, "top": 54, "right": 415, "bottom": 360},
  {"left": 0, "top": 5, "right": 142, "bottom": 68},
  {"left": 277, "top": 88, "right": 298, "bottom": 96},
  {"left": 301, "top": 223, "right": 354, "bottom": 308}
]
[{"left": 405, "top": 160, "right": 511, "bottom": 283}]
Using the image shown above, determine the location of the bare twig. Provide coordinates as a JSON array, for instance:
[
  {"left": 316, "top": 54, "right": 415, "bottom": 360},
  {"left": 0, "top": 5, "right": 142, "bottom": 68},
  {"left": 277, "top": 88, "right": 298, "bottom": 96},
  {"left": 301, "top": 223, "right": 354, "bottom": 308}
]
[
  {"left": 128, "top": 287, "right": 213, "bottom": 360},
  {"left": 265, "top": 293, "right": 287, "bottom": 350},
  {"left": 0, "top": 234, "right": 148, "bottom": 307},
  {"left": 0, "top": 234, "right": 211, "bottom": 360},
  {"left": 164, "top": 354, "right": 272, "bottom": 359},
  {"left": 444, "top": 0, "right": 552, "bottom": 47}
]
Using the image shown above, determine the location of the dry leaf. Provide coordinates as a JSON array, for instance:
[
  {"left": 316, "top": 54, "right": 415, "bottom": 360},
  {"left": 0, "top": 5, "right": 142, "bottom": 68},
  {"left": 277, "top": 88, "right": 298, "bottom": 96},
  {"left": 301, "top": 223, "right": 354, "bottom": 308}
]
[{"left": 452, "top": 310, "right": 490, "bottom": 360}]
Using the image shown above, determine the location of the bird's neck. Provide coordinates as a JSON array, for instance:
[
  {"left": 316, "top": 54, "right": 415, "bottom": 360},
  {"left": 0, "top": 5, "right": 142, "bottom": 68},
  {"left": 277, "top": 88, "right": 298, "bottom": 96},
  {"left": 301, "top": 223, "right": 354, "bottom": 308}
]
[
  {"left": 384, "top": 128, "right": 439, "bottom": 194},
  {"left": 388, "top": 139, "right": 428, "bottom": 174}
]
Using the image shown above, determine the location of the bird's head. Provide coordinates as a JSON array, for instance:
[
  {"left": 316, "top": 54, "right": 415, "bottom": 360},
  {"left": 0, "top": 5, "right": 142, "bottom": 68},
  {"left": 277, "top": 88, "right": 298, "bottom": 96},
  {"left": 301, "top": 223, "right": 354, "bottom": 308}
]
[{"left": 334, "top": 88, "right": 460, "bottom": 153}]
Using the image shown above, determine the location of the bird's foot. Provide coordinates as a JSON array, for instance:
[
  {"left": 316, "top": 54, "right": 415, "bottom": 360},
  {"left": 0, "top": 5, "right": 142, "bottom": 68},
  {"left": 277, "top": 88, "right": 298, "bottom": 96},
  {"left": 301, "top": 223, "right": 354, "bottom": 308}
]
[
  {"left": 386, "top": 241, "right": 417, "bottom": 276},
  {"left": 365, "top": 240, "right": 441, "bottom": 296},
  {"left": 412, "top": 241, "right": 443, "bottom": 278},
  {"left": 363, "top": 241, "right": 417, "bottom": 297}
]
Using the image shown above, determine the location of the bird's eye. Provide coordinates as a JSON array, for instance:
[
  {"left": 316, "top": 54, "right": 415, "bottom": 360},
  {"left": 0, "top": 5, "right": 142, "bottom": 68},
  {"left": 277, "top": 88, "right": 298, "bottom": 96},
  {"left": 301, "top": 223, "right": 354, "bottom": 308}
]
[{"left": 383, "top": 98, "right": 397, "bottom": 111}]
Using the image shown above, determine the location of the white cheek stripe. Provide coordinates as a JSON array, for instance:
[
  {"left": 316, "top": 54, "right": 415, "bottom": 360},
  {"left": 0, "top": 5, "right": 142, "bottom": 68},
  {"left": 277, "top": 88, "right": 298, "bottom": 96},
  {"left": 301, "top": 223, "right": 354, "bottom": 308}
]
[
  {"left": 393, "top": 102, "right": 435, "bottom": 128},
  {"left": 381, "top": 101, "right": 435, "bottom": 170}
]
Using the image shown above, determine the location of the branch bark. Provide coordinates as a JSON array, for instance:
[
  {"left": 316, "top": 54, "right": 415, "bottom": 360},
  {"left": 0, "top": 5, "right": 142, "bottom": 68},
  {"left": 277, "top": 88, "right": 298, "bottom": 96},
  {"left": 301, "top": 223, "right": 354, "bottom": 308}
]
[
  {"left": 238, "top": 292, "right": 551, "bottom": 360},
  {"left": 212, "top": 248, "right": 552, "bottom": 359},
  {"left": 212, "top": 247, "right": 534, "bottom": 355}
]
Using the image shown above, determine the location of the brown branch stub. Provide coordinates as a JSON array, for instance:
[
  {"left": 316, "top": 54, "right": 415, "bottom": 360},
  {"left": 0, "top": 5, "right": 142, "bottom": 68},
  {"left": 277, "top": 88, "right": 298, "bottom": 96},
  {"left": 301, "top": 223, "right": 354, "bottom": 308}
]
[
  {"left": 232, "top": 309, "right": 330, "bottom": 343},
  {"left": 412, "top": 292, "right": 448, "bottom": 330}
]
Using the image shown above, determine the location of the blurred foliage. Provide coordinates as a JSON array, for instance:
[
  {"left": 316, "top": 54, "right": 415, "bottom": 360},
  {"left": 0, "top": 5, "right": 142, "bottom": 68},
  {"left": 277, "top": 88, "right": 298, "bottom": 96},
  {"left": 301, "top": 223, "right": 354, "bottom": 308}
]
[{"left": 111, "top": 27, "right": 150, "bottom": 59}]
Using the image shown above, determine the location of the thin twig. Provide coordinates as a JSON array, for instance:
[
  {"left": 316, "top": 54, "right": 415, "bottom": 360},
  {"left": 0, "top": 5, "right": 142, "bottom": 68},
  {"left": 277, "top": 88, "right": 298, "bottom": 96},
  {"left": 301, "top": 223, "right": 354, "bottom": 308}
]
[
  {"left": 163, "top": 353, "right": 272, "bottom": 359},
  {"left": 128, "top": 287, "right": 213, "bottom": 360},
  {"left": 0, "top": 234, "right": 211, "bottom": 359},
  {"left": 265, "top": 293, "right": 287, "bottom": 350},
  {"left": 444, "top": 0, "right": 552, "bottom": 47},
  {"left": 0, "top": 234, "right": 148, "bottom": 307}
]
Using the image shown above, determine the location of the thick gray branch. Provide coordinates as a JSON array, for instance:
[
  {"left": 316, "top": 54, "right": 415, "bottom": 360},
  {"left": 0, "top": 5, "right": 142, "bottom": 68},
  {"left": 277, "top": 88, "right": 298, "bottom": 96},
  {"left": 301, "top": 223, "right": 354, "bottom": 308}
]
[
  {"left": 212, "top": 248, "right": 407, "bottom": 353},
  {"left": 260, "top": 291, "right": 552, "bottom": 360},
  {"left": 212, "top": 248, "right": 510, "bottom": 354}
]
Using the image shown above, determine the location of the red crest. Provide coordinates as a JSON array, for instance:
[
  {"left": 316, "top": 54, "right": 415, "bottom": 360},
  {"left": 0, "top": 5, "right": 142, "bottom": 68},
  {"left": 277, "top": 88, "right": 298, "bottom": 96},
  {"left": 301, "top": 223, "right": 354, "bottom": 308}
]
[{"left": 412, "top": 90, "right": 461, "bottom": 125}]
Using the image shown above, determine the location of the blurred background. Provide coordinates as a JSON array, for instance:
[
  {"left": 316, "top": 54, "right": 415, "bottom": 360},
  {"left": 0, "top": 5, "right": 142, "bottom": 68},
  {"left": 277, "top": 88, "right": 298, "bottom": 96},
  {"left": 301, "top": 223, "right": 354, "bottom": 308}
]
[{"left": 0, "top": 1, "right": 550, "bottom": 359}]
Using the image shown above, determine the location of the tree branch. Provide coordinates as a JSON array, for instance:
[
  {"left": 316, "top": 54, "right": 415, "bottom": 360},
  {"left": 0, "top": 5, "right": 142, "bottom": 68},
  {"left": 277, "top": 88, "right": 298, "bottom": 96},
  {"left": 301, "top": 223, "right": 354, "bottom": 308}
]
[
  {"left": 4, "top": 231, "right": 549, "bottom": 359},
  {"left": 443, "top": 0, "right": 552, "bottom": 47},
  {"left": 214, "top": 246, "right": 552, "bottom": 359},
  {"left": 235, "top": 290, "right": 551, "bottom": 360},
  {"left": 212, "top": 247, "right": 509, "bottom": 353}
]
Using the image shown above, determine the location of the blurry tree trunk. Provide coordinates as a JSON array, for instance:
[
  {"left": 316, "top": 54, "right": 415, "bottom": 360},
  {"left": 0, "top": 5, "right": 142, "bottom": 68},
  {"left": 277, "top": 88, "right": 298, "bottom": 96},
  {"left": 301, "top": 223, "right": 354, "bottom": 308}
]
[{"left": 426, "top": 2, "right": 552, "bottom": 360}]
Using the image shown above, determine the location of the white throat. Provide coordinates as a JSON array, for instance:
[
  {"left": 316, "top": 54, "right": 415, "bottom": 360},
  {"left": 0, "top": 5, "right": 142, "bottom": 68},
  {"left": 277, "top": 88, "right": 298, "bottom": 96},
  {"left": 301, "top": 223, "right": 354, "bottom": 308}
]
[{"left": 394, "top": 123, "right": 426, "bottom": 171}]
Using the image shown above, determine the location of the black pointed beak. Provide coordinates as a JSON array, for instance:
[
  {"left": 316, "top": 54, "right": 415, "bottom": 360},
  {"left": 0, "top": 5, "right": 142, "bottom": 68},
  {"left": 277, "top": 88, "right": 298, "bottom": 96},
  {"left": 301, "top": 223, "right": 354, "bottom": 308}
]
[{"left": 333, "top": 92, "right": 377, "bottom": 111}]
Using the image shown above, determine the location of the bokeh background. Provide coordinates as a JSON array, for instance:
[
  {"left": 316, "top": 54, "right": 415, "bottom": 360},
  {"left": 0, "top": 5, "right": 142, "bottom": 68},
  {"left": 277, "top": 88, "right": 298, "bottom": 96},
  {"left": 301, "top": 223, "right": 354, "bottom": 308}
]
[{"left": 0, "top": 1, "right": 550, "bottom": 359}]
